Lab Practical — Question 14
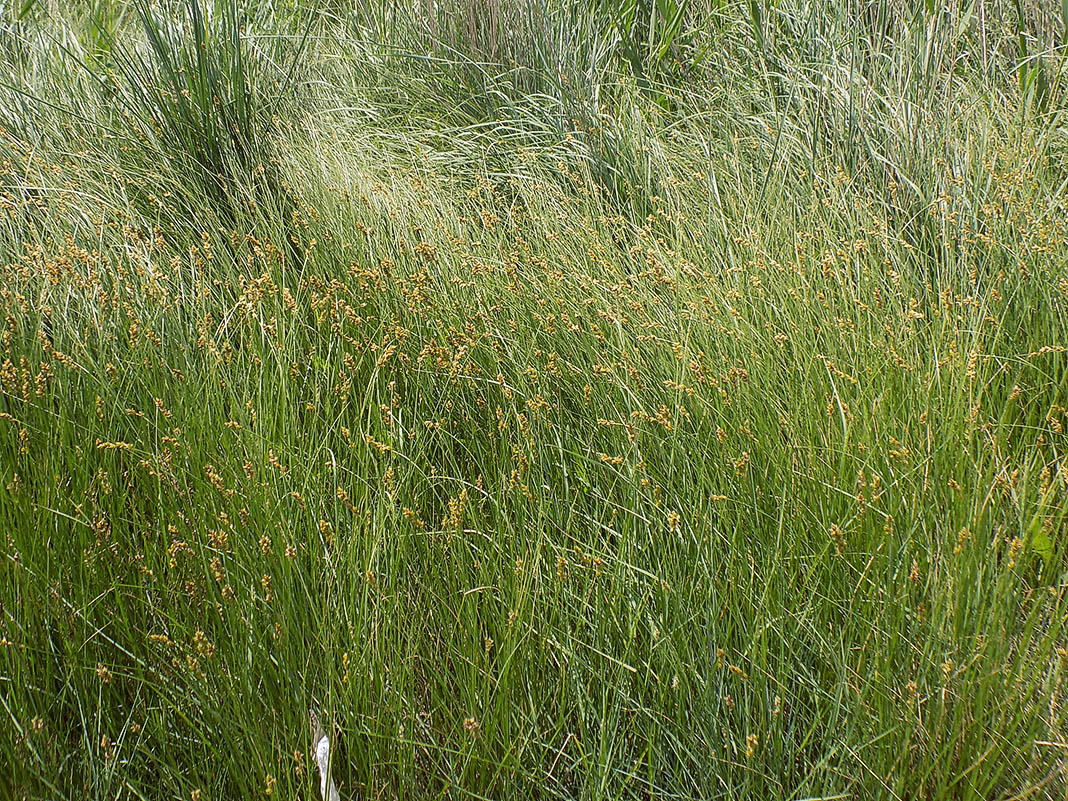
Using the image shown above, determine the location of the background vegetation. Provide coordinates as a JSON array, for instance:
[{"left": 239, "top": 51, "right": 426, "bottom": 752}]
[{"left": 2, "top": 0, "right": 1068, "bottom": 798}]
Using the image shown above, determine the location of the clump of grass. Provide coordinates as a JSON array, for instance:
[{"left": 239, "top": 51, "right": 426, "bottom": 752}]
[{"left": 103, "top": 0, "right": 311, "bottom": 227}]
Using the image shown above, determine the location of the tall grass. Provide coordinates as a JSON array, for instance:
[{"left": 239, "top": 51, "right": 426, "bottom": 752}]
[
  {"left": 97, "top": 0, "right": 313, "bottom": 232},
  {"left": 1, "top": 1, "right": 1068, "bottom": 799}
]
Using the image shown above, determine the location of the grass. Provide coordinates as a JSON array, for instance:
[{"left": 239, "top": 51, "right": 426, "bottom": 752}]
[{"left": 1, "top": 0, "right": 1068, "bottom": 799}]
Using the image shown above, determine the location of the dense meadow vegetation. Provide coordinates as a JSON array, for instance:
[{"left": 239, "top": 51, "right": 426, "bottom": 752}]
[{"left": 2, "top": 0, "right": 1068, "bottom": 798}]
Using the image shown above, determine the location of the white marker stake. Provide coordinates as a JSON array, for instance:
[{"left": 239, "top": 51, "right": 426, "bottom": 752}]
[{"left": 310, "top": 710, "right": 341, "bottom": 801}]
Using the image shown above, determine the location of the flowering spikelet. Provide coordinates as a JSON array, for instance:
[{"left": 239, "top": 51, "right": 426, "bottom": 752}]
[{"left": 829, "top": 524, "right": 846, "bottom": 555}]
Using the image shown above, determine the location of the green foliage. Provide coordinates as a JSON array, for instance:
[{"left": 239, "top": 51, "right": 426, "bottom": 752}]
[
  {"left": 103, "top": 0, "right": 311, "bottom": 224},
  {"left": 1, "top": 1, "right": 1068, "bottom": 800},
  {"left": 594, "top": 0, "right": 701, "bottom": 84},
  {"left": 83, "top": 1, "right": 132, "bottom": 68},
  {"left": 122, "top": 0, "right": 260, "bottom": 169}
]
